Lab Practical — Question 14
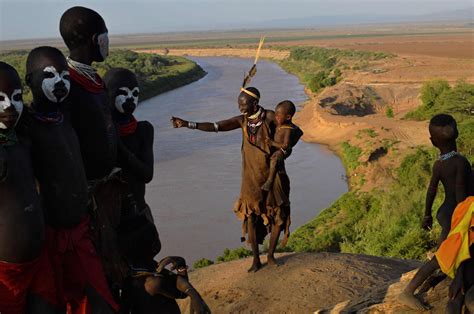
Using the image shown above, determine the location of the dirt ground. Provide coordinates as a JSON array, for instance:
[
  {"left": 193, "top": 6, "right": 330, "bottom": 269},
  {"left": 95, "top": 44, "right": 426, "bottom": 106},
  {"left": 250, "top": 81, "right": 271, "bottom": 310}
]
[
  {"left": 178, "top": 253, "right": 420, "bottom": 313},
  {"left": 275, "top": 33, "right": 474, "bottom": 59}
]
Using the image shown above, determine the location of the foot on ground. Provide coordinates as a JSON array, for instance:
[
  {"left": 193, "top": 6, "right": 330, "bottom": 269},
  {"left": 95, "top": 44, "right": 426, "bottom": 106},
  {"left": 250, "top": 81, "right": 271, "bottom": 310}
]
[
  {"left": 267, "top": 256, "right": 280, "bottom": 267},
  {"left": 248, "top": 261, "right": 262, "bottom": 273},
  {"left": 398, "top": 291, "right": 429, "bottom": 311}
]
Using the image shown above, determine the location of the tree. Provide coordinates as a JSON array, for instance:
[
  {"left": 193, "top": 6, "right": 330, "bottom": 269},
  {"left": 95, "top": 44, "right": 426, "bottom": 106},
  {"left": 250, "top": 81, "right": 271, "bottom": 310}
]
[{"left": 420, "top": 79, "right": 450, "bottom": 109}]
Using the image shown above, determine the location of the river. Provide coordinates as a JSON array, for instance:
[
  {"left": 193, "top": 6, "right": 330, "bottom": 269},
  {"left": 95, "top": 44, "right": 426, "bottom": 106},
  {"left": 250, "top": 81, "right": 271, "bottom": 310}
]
[{"left": 135, "top": 57, "right": 348, "bottom": 264}]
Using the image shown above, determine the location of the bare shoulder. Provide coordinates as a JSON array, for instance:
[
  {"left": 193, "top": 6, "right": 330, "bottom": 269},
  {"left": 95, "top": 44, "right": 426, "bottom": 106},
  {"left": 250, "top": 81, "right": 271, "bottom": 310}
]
[
  {"left": 138, "top": 120, "right": 154, "bottom": 134},
  {"left": 455, "top": 154, "right": 472, "bottom": 169},
  {"left": 432, "top": 160, "right": 442, "bottom": 171}
]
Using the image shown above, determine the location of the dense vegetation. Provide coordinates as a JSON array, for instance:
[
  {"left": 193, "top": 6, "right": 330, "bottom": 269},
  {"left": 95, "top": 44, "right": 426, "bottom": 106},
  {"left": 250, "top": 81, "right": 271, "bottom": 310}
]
[
  {"left": 0, "top": 49, "right": 205, "bottom": 103},
  {"left": 405, "top": 79, "right": 474, "bottom": 162},
  {"left": 288, "top": 79, "right": 474, "bottom": 259},
  {"left": 279, "top": 47, "right": 393, "bottom": 93}
]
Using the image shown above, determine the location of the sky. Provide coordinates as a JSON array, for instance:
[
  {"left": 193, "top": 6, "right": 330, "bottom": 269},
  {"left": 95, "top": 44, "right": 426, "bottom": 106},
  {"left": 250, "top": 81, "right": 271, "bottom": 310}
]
[{"left": 0, "top": 0, "right": 472, "bottom": 41}]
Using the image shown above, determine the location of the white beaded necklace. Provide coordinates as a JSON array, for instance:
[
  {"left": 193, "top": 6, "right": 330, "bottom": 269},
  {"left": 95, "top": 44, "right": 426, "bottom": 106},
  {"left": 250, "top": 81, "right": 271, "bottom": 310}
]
[
  {"left": 438, "top": 150, "right": 458, "bottom": 161},
  {"left": 66, "top": 57, "right": 101, "bottom": 86}
]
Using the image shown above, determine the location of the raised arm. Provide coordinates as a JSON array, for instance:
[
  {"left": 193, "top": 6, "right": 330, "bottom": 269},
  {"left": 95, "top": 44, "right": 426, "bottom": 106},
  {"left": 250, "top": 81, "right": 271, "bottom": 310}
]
[
  {"left": 423, "top": 162, "right": 441, "bottom": 230},
  {"left": 171, "top": 115, "right": 242, "bottom": 132}
]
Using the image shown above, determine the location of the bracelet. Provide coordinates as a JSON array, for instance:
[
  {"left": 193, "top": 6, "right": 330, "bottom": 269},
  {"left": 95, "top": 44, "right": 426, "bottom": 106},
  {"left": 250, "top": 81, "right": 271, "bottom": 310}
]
[
  {"left": 213, "top": 122, "right": 219, "bottom": 132},
  {"left": 177, "top": 265, "right": 188, "bottom": 273},
  {"left": 188, "top": 121, "right": 197, "bottom": 129},
  {"left": 185, "top": 287, "right": 196, "bottom": 294}
]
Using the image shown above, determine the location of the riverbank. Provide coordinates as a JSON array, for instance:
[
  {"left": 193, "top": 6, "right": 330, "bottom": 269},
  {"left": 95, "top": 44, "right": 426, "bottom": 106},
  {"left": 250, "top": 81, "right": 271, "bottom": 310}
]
[{"left": 0, "top": 49, "right": 206, "bottom": 103}]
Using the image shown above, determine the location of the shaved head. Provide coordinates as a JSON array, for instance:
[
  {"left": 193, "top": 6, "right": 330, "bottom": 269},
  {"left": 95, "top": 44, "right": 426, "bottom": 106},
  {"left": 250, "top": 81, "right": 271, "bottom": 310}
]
[
  {"left": 103, "top": 68, "right": 138, "bottom": 91},
  {"left": 26, "top": 46, "right": 67, "bottom": 75},
  {"left": 276, "top": 100, "right": 296, "bottom": 117},
  {"left": 0, "top": 62, "right": 21, "bottom": 88},
  {"left": 60, "top": 6, "right": 106, "bottom": 50},
  {"left": 104, "top": 68, "right": 139, "bottom": 115},
  {"left": 429, "top": 113, "right": 458, "bottom": 142}
]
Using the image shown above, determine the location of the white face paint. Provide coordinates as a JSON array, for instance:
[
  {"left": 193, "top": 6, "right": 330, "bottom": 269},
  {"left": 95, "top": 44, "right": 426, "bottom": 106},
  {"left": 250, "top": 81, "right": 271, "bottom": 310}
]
[
  {"left": 115, "top": 87, "right": 139, "bottom": 114},
  {"left": 97, "top": 32, "right": 109, "bottom": 59},
  {"left": 41, "top": 66, "right": 71, "bottom": 103},
  {"left": 0, "top": 89, "right": 23, "bottom": 129}
]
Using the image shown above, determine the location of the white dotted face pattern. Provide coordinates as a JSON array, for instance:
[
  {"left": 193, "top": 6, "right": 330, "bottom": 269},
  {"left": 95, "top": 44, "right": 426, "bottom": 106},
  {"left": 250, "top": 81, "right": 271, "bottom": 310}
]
[
  {"left": 115, "top": 86, "right": 139, "bottom": 114},
  {"left": 41, "top": 66, "right": 70, "bottom": 103},
  {"left": 0, "top": 89, "right": 23, "bottom": 129},
  {"left": 97, "top": 32, "right": 109, "bottom": 59}
]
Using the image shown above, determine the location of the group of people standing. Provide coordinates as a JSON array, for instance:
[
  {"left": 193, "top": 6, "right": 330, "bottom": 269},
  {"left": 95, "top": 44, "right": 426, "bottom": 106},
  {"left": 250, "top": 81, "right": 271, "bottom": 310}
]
[
  {"left": 0, "top": 4, "right": 303, "bottom": 314},
  {"left": 0, "top": 6, "right": 210, "bottom": 314}
]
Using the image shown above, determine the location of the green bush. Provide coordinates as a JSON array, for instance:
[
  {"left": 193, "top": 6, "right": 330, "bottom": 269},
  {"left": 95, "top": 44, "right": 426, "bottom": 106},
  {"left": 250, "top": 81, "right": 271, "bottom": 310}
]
[
  {"left": 405, "top": 80, "right": 474, "bottom": 123},
  {"left": 193, "top": 258, "right": 214, "bottom": 269},
  {"left": 216, "top": 247, "right": 253, "bottom": 262},
  {"left": 279, "top": 46, "right": 392, "bottom": 95},
  {"left": 420, "top": 79, "right": 451, "bottom": 109},
  {"left": 386, "top": 106, "right": 394, "bottom": 118},
  {"left": 341, "top": 142, "right": 362, "bottom": 170}
]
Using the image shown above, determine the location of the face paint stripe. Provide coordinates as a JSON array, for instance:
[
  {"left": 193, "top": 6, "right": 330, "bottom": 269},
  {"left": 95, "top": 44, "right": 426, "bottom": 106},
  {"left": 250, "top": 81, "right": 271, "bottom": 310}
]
[
  {"left": 42, "top": 66, "right": 70, "bottom": 103},
  {"left": 115, "top": 86, "right": 139, "bottom": 114},
  {"left": 0, "top": 89, "right": 23, "bottom": 129}
]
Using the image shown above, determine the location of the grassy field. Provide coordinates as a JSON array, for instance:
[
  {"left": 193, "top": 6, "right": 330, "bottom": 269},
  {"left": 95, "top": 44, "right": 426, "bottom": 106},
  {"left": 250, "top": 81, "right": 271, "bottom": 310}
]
[{"left": 0, "top": 49, "right": 206, "bottom": 103}]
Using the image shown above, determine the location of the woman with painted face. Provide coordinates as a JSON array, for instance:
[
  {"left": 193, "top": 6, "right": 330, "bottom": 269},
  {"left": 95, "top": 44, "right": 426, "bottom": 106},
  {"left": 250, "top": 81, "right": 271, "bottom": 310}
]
[
  {"left": 104, "top": 68, "right": 210, "bottom": 314},
  {"left": 0, "top": 62, "right": 56, "bottom": 314},
  {"left": 25, "top": 46, "right": 119, "bottom": 314}
]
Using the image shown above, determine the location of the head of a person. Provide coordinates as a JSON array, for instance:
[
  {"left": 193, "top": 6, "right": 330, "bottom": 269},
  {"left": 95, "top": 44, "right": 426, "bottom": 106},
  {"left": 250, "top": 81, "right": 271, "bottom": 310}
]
[
  {"left": 0, "top": 62, "right": 23, "bottom": 131},
  {"left": 59, "top": 6, "right": 109, "bottom": 62},
  {"left": 275, "top": 100, "right": 296, "bottom": 126},
  {"left": 103, "top": 68, "right": 139, "bottom": 116},
  {"left": 238, "top": 87, "right": 260, "bottom": 115},
  {"left": 26, "top": 46, "right": 70, "bottom": 107},
  {"left": 429, "top": 114, "right": 458, "bottom": 148}
]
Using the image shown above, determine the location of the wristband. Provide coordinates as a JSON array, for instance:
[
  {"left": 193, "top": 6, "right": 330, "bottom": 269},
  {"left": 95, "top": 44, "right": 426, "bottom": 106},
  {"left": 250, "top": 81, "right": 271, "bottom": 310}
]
[
  {"left": 188, "top": 121, "right": 197, "bottom": 129},
  {"left": 213, "top": 122, "right": 219, "bottom": 132}
]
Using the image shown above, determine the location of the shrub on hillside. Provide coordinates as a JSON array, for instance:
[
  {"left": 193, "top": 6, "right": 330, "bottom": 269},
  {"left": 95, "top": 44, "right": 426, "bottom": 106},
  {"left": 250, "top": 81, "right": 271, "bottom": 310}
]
[{"left": 193, "top": 258, "right": 214, "bottom": 269}]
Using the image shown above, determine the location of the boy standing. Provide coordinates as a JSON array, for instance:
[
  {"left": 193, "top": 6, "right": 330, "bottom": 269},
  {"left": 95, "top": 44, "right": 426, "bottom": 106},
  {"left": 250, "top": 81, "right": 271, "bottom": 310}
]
[{"left": 400, "top": 114, "right": 472, "bottom": 310}]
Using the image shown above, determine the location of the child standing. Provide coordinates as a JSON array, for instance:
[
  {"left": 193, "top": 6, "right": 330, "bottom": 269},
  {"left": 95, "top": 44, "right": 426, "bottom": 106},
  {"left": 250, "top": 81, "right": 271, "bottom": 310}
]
[{"left": 400, "top": 114, "right": 472, "bottom": 310}]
